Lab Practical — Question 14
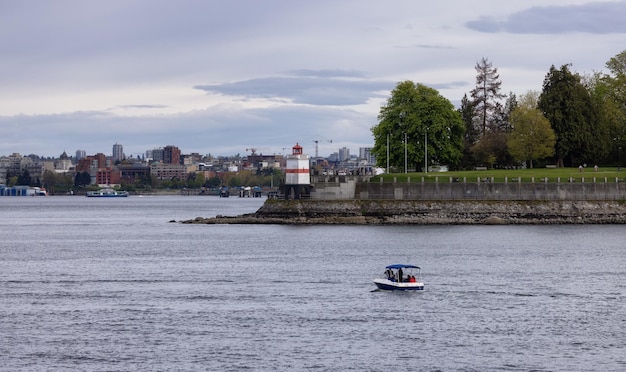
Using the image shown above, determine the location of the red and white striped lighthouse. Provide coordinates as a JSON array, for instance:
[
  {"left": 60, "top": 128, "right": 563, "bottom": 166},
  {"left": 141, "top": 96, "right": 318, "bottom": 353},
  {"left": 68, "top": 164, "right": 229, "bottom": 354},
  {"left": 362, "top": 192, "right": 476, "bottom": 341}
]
[{"left": 282, "top": 143, "right": 311, "bottom": 199}]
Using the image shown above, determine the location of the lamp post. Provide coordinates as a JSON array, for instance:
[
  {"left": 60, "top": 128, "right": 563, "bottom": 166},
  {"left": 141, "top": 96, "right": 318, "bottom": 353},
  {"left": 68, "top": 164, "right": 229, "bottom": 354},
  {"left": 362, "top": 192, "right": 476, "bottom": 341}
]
[
  {"left": 386, "top": 133, "right": 390, "bottom": 174},
  {"left": 424, "top": 128, "right": 428, "bottom": 173},
  {"left": 404, "top": 132, "right": 407, "bottom": 174},
  {"left": 614, "top": 136, "right": 622, "bottom": 171}
]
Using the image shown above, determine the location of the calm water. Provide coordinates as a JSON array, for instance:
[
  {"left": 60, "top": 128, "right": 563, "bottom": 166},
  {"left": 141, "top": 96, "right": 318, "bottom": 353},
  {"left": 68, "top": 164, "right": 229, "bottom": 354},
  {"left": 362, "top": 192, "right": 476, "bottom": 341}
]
[{"left": 1, "top": 196, "right": 624, "bottom": 371}]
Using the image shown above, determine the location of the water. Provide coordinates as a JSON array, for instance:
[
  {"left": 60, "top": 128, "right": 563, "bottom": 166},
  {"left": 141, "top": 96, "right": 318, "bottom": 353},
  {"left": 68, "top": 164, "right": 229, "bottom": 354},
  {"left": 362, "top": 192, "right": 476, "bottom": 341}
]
[{"left": 1, "top": 196, "right": 625, "bottom": 371}]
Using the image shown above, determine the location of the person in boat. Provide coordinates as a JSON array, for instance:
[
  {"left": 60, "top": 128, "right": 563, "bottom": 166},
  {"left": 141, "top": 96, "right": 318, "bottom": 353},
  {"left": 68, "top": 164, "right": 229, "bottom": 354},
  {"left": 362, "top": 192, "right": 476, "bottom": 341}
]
[
  {"left": 384, "top": 268, "right": 392, "bottom": 280},
  {"left": 398, "top": 268, "right": 403, "bottom": 282},
  {"left": 389, "top": 270, "right": 397, "bottom": 282},
  {"left": 409, "top": 275, "right": 416, "bottom": 283}
]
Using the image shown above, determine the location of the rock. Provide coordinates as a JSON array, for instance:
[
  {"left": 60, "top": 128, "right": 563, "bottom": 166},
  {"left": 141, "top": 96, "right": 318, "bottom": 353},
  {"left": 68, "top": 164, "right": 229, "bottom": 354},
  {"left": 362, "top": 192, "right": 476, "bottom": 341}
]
[{"left": 180, "top": 199, "right": 626, "bottom": 225}]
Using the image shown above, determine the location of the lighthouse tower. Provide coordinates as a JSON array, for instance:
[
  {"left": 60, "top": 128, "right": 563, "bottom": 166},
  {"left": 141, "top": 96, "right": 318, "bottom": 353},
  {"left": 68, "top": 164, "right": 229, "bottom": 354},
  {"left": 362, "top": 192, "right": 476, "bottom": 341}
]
[{"left": 282, "top": 143, "right": 311, "bottom": 199}]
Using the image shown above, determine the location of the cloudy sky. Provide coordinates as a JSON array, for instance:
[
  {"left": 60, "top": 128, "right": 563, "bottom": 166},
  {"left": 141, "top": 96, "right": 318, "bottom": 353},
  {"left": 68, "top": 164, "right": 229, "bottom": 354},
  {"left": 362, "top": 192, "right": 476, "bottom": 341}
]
[{"left": 1, "top": 0, "right": 625, "bottom": 159}]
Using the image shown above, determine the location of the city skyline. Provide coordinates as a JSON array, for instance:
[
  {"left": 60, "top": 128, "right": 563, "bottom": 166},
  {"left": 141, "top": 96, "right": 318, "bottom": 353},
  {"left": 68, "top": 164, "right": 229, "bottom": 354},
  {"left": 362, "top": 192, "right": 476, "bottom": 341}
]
[
  {"left": 2, "top": 1, "right": 625, "bottom": 157},
  {"left": 1, "top": 141, "right": 363, "bottom": 162}
]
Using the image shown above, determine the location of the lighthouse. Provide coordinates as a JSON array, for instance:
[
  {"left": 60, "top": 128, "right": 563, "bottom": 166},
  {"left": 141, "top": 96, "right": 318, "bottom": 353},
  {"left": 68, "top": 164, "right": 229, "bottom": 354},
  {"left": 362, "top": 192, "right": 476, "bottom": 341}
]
[{"left": 282, "top": 143, "right": 311, "bottom": 199}]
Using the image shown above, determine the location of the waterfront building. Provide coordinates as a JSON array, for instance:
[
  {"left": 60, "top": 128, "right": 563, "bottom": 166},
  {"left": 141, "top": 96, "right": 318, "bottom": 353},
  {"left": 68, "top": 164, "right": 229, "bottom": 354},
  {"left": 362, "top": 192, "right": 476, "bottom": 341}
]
[
  {"left": 150, "top": 162, "right": 186, "bottom": 181},
  {"left": 0, "top": 153, "right": 44, "bottom": 186}
]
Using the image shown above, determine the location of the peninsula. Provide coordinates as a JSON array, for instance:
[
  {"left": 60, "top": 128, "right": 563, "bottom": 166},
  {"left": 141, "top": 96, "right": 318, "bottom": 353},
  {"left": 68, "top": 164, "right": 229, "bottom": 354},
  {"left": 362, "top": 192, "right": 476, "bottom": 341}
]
[{"left": 181, "top": 199, "right": 626, "bottom": 225}]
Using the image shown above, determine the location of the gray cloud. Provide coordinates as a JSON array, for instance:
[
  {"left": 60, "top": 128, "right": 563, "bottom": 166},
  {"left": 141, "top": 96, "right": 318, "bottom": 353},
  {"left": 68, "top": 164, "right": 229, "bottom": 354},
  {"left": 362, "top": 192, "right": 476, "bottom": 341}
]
[
  {"left": 397, "top": 44, "right": 456, "bottom": 50},
  {"left": 194, "top": 75, "right": 394, "bottom": 106},
  {"left": 467, "top": 2, "right": 626, "bottom": 34},
  {"left": 286, "top": 69, "right": 368, "bottom": 79},
  {"left": 112, "top": 105, "right": 169, "bottom": 110}
]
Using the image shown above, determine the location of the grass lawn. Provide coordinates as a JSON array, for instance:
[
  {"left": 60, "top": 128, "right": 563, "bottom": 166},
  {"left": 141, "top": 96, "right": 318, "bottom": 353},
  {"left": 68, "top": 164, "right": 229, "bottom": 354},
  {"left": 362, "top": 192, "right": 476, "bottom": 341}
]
[{"left": 372, "top": 166, "right": 626, "bottom": 183}]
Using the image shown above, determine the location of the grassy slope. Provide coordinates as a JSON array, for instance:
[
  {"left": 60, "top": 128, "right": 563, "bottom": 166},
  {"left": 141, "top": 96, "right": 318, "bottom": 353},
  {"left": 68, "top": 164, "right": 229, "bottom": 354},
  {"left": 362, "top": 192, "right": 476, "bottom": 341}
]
[{"left": 373, "top": 166, "right": 625, "bottom": 183}]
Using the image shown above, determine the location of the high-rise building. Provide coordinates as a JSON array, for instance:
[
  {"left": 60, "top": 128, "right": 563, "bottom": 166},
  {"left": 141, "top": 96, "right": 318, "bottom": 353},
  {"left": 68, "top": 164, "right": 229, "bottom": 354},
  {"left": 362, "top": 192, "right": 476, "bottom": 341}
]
[
  {"left": 146, "top": 148, "right": 164, "bottom": 162},
  {"left": 75, "top": 149, "right": 86, "bottom": 161},
  {"left": 359, "top": 147, "right": 374, "bottom": 163},
  {"left": 164, "top": 145, "right": 181, "bottom": 165},
  {"left": 338, "top": 147, "right": 350, "bottom": 162},
  {"left": 112, "top": 143, "right": 124, "bottom": 162}
]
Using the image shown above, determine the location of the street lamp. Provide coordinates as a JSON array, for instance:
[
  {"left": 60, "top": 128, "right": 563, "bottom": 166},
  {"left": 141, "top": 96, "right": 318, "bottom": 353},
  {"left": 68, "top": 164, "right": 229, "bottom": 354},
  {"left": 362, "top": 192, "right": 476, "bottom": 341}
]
[
  {"left": 386, "top": 133, "right": 390, "bottom": 174},
  {"left": 424, "top": 128, "right": 428, "bottom": 173},
  {"left": 404, "top": 132, "right": 407, "bottom": 174}
]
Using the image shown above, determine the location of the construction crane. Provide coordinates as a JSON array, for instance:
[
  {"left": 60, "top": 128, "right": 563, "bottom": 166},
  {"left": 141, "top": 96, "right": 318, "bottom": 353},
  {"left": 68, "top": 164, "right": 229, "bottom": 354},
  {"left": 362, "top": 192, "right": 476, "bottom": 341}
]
[{"left": 313, "top": 139, "right": 332, "bottom": 158}]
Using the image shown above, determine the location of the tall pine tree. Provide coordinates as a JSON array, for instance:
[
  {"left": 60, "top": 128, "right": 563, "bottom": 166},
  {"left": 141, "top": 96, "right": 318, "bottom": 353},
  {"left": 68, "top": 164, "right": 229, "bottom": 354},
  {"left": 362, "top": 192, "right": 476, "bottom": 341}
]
[{"left": 470, "top": 57, "right": 506, "bottom": 135}]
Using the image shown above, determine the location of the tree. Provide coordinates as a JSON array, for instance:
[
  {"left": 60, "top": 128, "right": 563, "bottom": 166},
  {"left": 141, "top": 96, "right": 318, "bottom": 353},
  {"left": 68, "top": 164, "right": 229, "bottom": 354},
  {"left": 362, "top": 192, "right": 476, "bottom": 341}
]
[
  {"left": 470, "top": 57, "right": 506, "bottom": 135},
  {"left": 371, "top": 81, "right": 465, "bottom": 172},
  {"left": 518, "top": 90, "right": 540, "bottom": 109},
  {"left": 186, "top": 172, "right": 205, "bottom": 188},
  {"left": 470, "top": 132, "right": 506, "bottom": 168},
  {"left": 17, "top": 169, "right": 31, "bottom": 185},
  {"left": 583, "top": 71, "right": 619, "bottom": 164},
  {"left": 468, "top": 58, "right": 511, "bottom": 168},
  {"left": 476, "top": 93, "right": 517, "bottom": 168},
  {"left": 507, "top": 92, "right": 556, "bottom": 168},
  {"left": 497, "top": 92, "right": 518, "bottom": 132},
  {"left": 74, "top": 171, "right": 92, "bottom": 187},
  {"left": 538, "top": 64, "right": 599, "bottom": 167},
  {"left": 458, "top": 94, "right": 478, "bottom": 169},
  {"left": 207, "top": 176, "right": 222, "bottom": 188},
  {"left": 606, "top": 50, "right": 626, "bottom": 77},
  {"left": 604, "top": 50, "right": 626, "bottom": 164}
]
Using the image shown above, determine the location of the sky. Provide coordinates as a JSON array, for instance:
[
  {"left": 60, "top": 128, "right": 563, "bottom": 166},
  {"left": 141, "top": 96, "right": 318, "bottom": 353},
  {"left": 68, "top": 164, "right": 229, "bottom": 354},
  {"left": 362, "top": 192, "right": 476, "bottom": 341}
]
[{"left": 1, "top": 0, "right": 625, "bottom": 159}]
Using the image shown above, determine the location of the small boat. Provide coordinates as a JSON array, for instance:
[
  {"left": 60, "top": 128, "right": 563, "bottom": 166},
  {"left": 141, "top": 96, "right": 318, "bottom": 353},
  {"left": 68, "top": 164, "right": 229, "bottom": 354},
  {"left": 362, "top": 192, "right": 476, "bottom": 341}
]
[
  {"left": 85, "top": 188, "right": 129, "bottom": 197},
  {"left": 219, "top": 187, "right": 230, "bottom": 197},
  {"left": 373, "top": 264, "right": 424, "bottom": 291}
]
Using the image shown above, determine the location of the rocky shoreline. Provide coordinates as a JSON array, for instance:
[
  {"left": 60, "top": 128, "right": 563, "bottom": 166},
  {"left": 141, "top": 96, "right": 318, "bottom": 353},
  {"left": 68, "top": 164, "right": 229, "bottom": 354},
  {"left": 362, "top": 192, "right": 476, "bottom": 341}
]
[{"left": 180, "top": 199, "right": 626, "bottom": 225}]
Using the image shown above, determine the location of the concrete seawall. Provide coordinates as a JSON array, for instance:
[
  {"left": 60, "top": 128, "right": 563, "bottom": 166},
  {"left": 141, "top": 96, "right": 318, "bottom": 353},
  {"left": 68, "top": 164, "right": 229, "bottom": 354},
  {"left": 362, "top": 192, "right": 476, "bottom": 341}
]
[
  {"left": 181, "top": 179, "right": 626, "bottom": 225},
  {"left": 310, "top": 177, "right": 626, "bottom": 201},
  {"left": 182, "top": 199, "right": 626, "bottom": 225}
]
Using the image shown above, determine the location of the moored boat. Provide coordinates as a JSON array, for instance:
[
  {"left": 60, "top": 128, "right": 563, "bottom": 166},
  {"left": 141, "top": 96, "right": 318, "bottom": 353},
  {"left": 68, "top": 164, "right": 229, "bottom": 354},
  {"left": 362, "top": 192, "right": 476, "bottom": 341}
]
[
  {"left": 0, "top": 186, "right": 47, "bottom": 196},
  {"left": 373, "top": 264, "right": 424, "bottom": 291},
  {"left": 85, "top": 188, "right": 129, "bottom": 197}
]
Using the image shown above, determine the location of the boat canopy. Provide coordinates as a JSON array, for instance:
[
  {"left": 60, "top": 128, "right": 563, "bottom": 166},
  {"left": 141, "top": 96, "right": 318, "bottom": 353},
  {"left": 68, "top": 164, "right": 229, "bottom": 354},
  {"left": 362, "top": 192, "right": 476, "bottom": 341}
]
[{"left": 385, "top": 264, "right": 420, "bottom": 270}]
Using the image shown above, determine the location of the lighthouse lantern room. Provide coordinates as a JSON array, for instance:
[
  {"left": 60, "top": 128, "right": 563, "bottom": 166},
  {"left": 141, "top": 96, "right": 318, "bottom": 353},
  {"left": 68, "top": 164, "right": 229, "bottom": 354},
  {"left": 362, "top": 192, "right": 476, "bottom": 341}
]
[{"left": 282, "top": 143, "right": 311, "bottom": 199}]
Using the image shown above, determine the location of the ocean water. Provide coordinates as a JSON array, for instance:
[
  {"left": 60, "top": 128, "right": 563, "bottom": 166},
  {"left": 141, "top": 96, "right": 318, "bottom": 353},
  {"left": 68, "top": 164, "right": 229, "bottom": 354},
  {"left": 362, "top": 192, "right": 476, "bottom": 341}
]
[{"left": 1, "top": 196, "right": 625, "bottom": 371}]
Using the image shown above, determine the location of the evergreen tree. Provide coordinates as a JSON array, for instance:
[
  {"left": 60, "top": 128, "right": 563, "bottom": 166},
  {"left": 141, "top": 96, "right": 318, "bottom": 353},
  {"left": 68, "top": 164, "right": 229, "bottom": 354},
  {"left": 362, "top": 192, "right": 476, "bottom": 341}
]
[
  {"left": 458, "top": 94, "right": 477, "bottom": 169},
  {"left": 470, "top": 57, "right": 506, "bottom": 135},
  {"left": 538, "top": 64, "right": 598, "bottom": 167}
]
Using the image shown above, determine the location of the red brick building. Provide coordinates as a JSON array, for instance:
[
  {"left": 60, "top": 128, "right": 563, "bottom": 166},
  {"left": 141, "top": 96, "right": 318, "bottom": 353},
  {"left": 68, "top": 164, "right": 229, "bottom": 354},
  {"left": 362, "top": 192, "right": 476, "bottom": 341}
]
[{"left": 164, "top": 145, "right": 181, "bottom": 165}]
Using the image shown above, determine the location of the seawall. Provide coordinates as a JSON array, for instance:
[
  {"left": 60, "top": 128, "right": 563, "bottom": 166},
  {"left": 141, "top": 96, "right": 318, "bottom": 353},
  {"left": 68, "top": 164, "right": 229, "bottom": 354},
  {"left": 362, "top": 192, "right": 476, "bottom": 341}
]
[
  {"left": 182, "top": 199, "right": 626, "bottom": 225},
  {"left": 311, "top": 177, "right": 626, "bottom": 201}
]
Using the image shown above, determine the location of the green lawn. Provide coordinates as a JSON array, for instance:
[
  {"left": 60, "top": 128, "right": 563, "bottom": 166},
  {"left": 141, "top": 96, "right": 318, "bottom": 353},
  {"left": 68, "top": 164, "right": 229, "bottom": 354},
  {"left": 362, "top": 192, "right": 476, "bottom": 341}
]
[{"left": 372, "top": 166, "right": 626, "bottom": 183}]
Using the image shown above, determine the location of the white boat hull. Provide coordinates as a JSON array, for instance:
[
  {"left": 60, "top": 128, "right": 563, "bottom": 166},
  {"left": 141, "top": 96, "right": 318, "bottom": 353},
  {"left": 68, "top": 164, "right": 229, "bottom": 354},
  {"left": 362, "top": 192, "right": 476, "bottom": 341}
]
[{"left": 373, "top": 278, "right": 424, "bottom": 291}]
